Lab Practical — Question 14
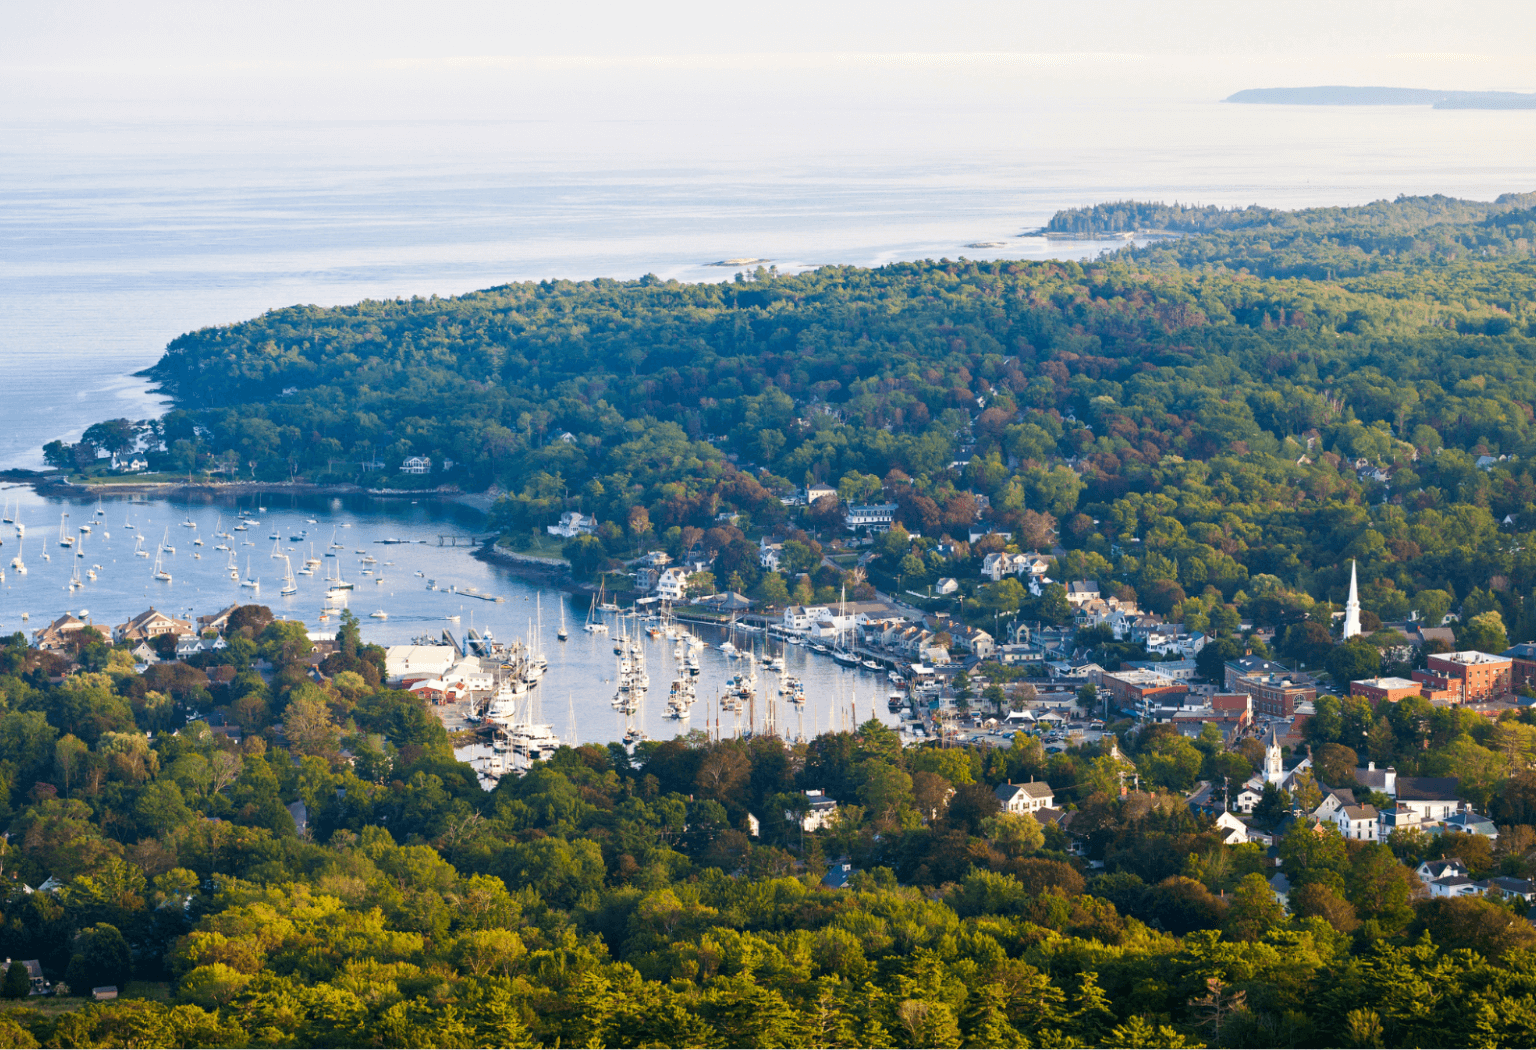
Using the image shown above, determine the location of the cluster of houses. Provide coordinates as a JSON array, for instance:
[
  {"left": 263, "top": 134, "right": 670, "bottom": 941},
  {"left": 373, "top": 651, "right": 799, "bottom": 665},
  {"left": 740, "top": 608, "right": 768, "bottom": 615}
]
[{"left": 32, "top": 605, "right": 242, "bottom": 664}]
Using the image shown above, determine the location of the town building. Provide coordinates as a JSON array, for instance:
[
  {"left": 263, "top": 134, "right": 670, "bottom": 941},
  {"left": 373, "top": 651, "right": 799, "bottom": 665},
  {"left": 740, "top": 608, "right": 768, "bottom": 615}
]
[
  {"left": 384, "top": 644, "right": 459, "bottom": 685},
  {"left": 1352, "top": 761, "right": 1397, "bottom": 797},
  {"left": 1503, "top": 642, "right": 1536, "bottom": 691},
  {"left": 1065, "top": 580, "right": 1102, "bottom": 606},
  {"left": 1415, "top": 651, "right": 1512, "bottom": 702},
  {"left": 1122, "top": 658, "right": 1198, "bottom": 682},
  {"left": 844, "top": 503, "right": 899, "bottom": 531},
  {"left": 953, "top": 626, "right": 995, "bottom": 660},
  {"left": 1351, "top": 676, "right": 1425, "bottom": 703},
  {"left": 1223, "top": 657, "right": 1317, "bottom": 717},
  {"left": 1395, "top": 776, "right": 1461, "bottom": 822},
  {"left": 1328, "top": 803, "right": 1380, "bottom": 842},
  {"left": 783, "top": 605, "right": 834, "bottom": 633},
  {"left": 1099, "top": 668, "right": 1188, "bottom": 717}
]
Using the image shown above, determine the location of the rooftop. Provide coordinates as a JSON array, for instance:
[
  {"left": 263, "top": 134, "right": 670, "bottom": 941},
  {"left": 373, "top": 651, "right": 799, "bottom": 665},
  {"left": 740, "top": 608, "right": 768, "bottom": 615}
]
[
  {"left": 1104, "top": 668, "right": 1181, "bottom": 687},
  {"left": 1354, "top": 676, "right": 1419, "bottom": 689},
  {"left": 1433, "top": 650, "right": 1511, "bottom": 666}
]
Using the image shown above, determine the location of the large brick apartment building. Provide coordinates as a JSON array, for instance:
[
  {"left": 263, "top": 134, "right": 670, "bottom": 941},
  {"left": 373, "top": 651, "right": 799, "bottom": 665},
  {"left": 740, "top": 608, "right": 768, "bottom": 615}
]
[{"left": 1413, "top": 650, "right": 1511, "bottom": 703}]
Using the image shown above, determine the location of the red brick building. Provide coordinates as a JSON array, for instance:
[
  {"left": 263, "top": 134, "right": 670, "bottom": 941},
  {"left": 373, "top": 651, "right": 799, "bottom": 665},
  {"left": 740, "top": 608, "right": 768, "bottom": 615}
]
[
  {"left": 1230, "top": 672, "right": 1317, "bottom": 718},
  {"left": 1504, "top": 643, "right": 1536, "bottom": 692},
  {"left": 1413, "top": 651, "right": 1511, "bottom": 703},
  {"left": 1351, "top": 677, "right": 1425, "bottom": 703},
  {"left": 1100, "top": 669, "right": 1188, "bottom": 714}
]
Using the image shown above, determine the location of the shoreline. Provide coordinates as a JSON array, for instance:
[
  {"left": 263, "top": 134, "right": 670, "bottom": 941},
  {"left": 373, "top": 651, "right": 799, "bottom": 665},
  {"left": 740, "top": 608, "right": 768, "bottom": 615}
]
[
  {"left": 3, "top": 471, "right": 499, "bottom": 515},
  {"left": 473, "top": 542, "right": 577, "bottom": 591}
]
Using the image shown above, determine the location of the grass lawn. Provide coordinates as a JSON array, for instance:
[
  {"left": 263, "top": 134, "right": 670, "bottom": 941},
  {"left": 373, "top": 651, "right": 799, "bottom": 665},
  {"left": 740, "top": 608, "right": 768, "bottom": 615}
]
[
  {"left": 0, "top": 982, "right": 170, "bottom": 1023},
  {"left": 72, "top": 473, "right": 192, "bottom": 485},
  {"left": 499, "top": 531, "right": 570, "bottom": 559},
  {"left": 2, "top": 996, "right": 89, "bottom": 1019}
]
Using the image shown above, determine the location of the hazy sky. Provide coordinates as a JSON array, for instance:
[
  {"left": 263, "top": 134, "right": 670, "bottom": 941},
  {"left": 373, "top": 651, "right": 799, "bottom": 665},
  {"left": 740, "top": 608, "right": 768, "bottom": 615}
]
[{"left": 6, "top": 0, "right": 1535, "bottom": 126}]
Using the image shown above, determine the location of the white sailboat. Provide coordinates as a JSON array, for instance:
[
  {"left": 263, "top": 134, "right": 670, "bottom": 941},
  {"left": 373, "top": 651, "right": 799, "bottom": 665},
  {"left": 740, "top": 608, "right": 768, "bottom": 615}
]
[
  {"left": 152, "top": 549, "right": 172, "bottom": 583},
  {"left": 1, "top": 497, "right": 12, "bottom": 524},
  {"left": 280, "top": 555, "right": 299, "bottom": 596},
  {"left": 159, "top": 527, "right": 175, "bottom": 554},
  {"left": 241, "top": 556, "right": 259, "bottom": 589},
  {"left": 270, "top": 537, "right": 283, "bottom": 559},
  {"left": 134, "top": 534, "right": 148, "bottom": 557},
  {"left": 9, "top": 531, "right": 25, "bottom": 574},
  {"left": 58, "top": 512, "right": 73, "bottom": 548},
  {"left": 557, "top": 601, "right": 568, "bottom": 641},
  {"left": 583, "top": 583, "right": 609, "bottom": 633}
]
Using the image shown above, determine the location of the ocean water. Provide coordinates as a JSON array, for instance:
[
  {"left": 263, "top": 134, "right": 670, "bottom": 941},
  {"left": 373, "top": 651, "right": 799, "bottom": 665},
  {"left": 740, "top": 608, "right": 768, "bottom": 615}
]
[{"left": 4, "top": 103, "right": 1536, "bottom": 470}]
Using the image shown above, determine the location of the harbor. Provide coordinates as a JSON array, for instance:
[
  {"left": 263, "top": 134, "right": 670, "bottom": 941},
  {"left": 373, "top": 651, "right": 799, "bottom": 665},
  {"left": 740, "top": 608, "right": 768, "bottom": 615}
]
[{"left": 0, "top": 484, "right": 910, "bottom": 777}]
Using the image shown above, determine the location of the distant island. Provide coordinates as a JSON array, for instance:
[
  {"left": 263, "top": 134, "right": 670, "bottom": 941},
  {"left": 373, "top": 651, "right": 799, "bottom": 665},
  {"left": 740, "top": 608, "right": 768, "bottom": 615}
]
[{"left": 1228, "top": 85, "right": 1536, "bottom": 109}]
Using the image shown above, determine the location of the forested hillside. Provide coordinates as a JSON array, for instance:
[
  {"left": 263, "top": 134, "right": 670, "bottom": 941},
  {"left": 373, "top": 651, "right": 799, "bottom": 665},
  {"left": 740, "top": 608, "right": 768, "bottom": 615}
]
[
  {"left": 54, "top": 192, "right": 1536, "bottom": 644},
  {"left": 4, "top": 617, "right": 1536, "bottom": 1047}
]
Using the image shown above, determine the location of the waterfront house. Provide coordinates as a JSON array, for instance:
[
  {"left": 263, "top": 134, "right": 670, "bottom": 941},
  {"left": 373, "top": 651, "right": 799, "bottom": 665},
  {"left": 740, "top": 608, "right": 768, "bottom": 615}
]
[
  {"left": 399, "top": 456, "right": 432, "bottom": 474},
  {"left": 655, "top": 567, "right": 690, "bottom": 602},
  {"left": 546, "top": 511, "right": 596, "bottom": 538},
  {"left": 783, "top": 605, "right": 833, "bottom": 633},
  {"left": 32, "top": 613, "right": 92, "bottom": 651},
  {"left": 114, "top": 607, "right": 194, "bottom": 646},
  {"left": 197, "top": 604, "right": 241, "bottom": 634}
]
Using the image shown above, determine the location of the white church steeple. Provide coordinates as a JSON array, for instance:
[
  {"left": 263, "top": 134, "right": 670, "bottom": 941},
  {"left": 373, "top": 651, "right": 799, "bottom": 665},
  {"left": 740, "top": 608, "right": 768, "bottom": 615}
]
[
  {"left": 1264, "top": 727, "right": 1284, "bottom": 785},
  {"left": 1342, "top": 559, "right": 1362, "bottom": 640}
]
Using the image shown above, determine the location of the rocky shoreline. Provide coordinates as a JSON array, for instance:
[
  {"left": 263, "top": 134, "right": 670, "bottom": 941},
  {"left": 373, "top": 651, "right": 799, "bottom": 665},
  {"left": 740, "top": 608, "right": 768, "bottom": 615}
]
[
  {"left": 3, "top": 472, "right": 498, "bottom": 514},
  {"left": 473, "top": 542, "right": 578, "bottom": 589}
]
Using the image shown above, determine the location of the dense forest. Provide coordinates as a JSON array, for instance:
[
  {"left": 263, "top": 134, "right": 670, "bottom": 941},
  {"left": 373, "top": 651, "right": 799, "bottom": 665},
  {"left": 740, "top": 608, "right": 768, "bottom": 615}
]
[
  {"left": 4, "top": 612, "right": 1536, "bottom": 1047},
  {"left": 52, "top": 191, "right": 1536, "bottom": 645}
]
